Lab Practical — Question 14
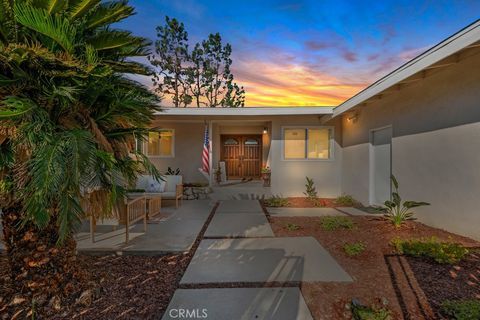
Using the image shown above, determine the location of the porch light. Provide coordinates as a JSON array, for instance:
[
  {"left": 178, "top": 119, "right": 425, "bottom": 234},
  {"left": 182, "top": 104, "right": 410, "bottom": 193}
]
[{"left": 263, "top": 127, "right": 268, "bottom": 134}]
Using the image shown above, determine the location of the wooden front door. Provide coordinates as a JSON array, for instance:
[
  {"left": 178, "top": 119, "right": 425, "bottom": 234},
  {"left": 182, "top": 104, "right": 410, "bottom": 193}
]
[{"left": 221, "top": 135, "right": 262, "bottom": 179}]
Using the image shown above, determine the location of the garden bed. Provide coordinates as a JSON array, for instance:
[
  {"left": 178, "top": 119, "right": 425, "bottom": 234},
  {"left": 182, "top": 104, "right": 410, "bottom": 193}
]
[
  {"left": 269, "top": 215, "right": 479, "bottom": 319},
  {"left": 406, "top": 252, "right": 480, "bottom": 319}
]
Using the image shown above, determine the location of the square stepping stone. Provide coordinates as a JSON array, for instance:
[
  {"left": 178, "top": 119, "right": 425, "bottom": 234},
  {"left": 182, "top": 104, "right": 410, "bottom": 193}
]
[
  {"left": 205, "top": 213, "right": 274, "bottom": 237},
  {"left": 336, "top": 207, "right": 371, "bottom": 216},
  {"left": 181, "top": 237, "right": 352, "bottom": 284},
  {"left": 162, "top": 288, "right": 313, "bottom": 320},
  {"left": 267, "top": 207, "right": 345, "bottom": 217},
  {"left": 217, "top": 200, "right": 263, "bottom": 214}
]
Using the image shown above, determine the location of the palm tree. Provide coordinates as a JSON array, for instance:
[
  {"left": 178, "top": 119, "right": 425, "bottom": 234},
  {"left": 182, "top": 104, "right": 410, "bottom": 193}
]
[{"left": 0, "top": 0, "right": 160, "bottom": 315}]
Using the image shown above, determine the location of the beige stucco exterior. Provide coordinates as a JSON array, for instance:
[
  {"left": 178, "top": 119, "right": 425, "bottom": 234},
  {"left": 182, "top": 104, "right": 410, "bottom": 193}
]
[
  {"left": 145, "top": 36, "right": 480, "bottom": 240},
  {"left": 341, "top": 49, "right": 480, "bottom": 240}
]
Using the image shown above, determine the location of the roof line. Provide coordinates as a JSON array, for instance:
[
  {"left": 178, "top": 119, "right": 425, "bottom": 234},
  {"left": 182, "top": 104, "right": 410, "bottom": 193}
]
[{"left": 333, "top": 19, "right": 480, "bottom": 117}]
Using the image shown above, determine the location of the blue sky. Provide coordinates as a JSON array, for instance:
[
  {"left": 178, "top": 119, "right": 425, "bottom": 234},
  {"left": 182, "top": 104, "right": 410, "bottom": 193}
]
[{"left": 119, "top": 0, "right": 480, "bottom": 106}]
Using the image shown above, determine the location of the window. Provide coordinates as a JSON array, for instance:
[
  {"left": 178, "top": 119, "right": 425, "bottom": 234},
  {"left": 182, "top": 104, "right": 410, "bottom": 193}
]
[
  {"left": 244, "top": 138, "right": 259, "bottom": 145},
  {"left": 283, "top": 127, "right": 332, "bottom": 160},
  {"left": 147, "top": 129, "right": 174, "bottom": 157},
  {"left": 223, "top": 138, "right": 239, "bottom": 145}
]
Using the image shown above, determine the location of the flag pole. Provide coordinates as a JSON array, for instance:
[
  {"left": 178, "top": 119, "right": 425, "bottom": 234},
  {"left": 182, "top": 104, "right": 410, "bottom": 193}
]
[{"left": 208, "top": 120, "right": 213, "bottom": 187}]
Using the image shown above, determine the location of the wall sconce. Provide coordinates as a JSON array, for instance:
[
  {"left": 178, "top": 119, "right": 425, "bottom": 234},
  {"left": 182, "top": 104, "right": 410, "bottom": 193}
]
[
  {"left": 263, "top": 127, "right": 268, "bottom": 134},
  {"left": 347, "top": 112, "right": 359, "bottom": 122}
]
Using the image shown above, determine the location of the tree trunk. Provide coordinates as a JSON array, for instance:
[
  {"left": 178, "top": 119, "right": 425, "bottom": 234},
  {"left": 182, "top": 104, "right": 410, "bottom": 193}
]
[{"left": 1, "top": 204, "right": 87, "bottom": 314}]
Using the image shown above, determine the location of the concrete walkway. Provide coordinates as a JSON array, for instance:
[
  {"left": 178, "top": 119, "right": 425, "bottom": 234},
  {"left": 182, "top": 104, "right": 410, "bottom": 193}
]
[
  {"left": 76, "top": 200, "right": 214, "bottom": 254},
  {"left": 164, "top": 199, "right": 352, "bottom": 319},
  {"left": 162, "top": 288, "right": 313, "bottom": 320},
  {"left": 181, "top": 237, "right": 352, "bottom": 283}
]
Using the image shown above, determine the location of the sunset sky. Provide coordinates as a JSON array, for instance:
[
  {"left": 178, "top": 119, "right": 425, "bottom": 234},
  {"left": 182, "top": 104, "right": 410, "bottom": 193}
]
[{"left": 119, "top": 0, "right": 480, "bottom": 107}]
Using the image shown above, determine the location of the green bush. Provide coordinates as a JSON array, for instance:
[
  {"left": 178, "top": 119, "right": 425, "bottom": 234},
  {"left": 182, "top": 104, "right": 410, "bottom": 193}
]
[
  {"left": 285, "top": 223, "right": 301, "bottom": 231},
  {"left": 391, "top": 237, "right": 469, "bottom": 264},
  {"left": 344, "top": 242, "right": 366, "bottom": 256},
  {"left": 336, "top": 194, "right": 358, "bottom": 206},
  {"left": 351, "top": 302, "right": 392, "bottom": 320},
  {"left": 441, "top": 300, "right": 480, "bottom": 320},
  {"left": 383, "top": 175, "right": 430, "bottom": 227},
  {"left": 264, "top": 195, "right": 289, "bottom": 207},
  {"left": 320, "top": 216, "right": 355, "bottom": 231}
]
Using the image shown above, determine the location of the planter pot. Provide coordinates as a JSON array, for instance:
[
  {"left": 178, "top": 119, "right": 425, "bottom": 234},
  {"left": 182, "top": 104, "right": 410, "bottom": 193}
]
[{"left": 261, "top": 172, "right": 271, "bottom": 187}]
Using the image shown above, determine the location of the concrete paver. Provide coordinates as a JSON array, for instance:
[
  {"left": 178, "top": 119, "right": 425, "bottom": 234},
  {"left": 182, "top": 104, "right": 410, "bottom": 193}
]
[
  {"left": 216, "top": 200, "right": 264, "bottom": 214},
  {"left": 181, "top": 237, "right": 352, "bottom": 283},
  {"left": 162, "top": 287, "right": 313, "bottom": 320},
  {"left": 205, "top": 213, "right": 274, "bottom": 237}
]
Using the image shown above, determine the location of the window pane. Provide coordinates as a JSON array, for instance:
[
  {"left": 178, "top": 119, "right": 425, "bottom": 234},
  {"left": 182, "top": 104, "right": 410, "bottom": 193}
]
[
  {"left": 284, "top": 129, "right": 306, "bottom": 159},
  {"left": 244, "top": 138, "right": 259, "bottom": 145},
  {"left": 308, "top": 128, "right": 330, "bottom": 159},
  {"left": 148, "top": 130, "right": 174, "bottom": 156},
  {"left": 148, "top": 132, "right": 159, "bottom": 156},
  {"left": 224, "top": 138, "right": 239, "bottom": 145},
  {"left": 159, "top": 130, "right": 173, "bottom": 156}
]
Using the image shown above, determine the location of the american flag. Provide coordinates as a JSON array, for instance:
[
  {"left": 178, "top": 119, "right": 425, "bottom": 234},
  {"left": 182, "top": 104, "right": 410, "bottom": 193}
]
[{"left": 201, "top": 124, "right": 210, "bottom": 174}]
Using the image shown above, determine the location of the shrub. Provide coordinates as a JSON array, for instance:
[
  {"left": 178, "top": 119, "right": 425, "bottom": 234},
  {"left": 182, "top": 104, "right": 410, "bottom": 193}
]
[
  {"left": 441, "top": 299, "right": 480, "bottom": 320},
  {"left": 351, "top": 301, "right": 392, "bottom": 320},
  {"left": 303, "top": 176, "right": 318, "bottom": 200},
  {"left": 344, "top": 242, "right": 366, "bottom": 256},
  {"left": 383, "top": 175, "right": 430, "bottom": 227},
  {"left": 391, "top": 237, "right": 469, "bottom": 264},
  {"left": 320, "top": 216, "right": 355, "bottom": 231},
  {"left": 336, "top": 194, "right": 358, "bottom": 207},
  {"left": 286, "top": 223, "right": 301, "bottom": 231},
  {"left": 264, "top": 195, "right": 289, "bottom": 207}
]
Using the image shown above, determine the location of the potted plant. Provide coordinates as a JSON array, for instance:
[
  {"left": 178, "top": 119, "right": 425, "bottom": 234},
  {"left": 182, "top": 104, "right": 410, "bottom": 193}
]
[
  {"left": 215, "top": 167, "right": 222, "bottom": 184},
  {"left": 261, "top": 167, "right": 271, "bottom": 187}
]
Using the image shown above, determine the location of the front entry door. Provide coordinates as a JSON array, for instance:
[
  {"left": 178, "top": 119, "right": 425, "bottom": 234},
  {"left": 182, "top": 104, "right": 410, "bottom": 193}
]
[{"left": 221, "top": 135, "right": 262, "bottom": 179}]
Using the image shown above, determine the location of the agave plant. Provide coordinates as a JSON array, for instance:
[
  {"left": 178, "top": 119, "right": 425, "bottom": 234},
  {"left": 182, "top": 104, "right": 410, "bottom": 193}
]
[
  {"left": 0, "top": 0, "right": 161, "bottom": 314},
  {"left": 384, "top": 175, "right": 430, "bottom": 227}
]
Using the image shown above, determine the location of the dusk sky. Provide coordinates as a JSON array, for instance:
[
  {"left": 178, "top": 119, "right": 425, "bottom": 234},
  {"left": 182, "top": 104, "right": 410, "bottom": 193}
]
[{"left": 119, "top": 1, "right": 480, "bottom": 107}]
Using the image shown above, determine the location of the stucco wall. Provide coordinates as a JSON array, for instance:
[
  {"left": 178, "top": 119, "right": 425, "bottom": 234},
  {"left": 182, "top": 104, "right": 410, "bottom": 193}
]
[
  {"left": 341, "top": 51, "right": 480, "bottom": 240},
  {"left": 269, "top": 116, "right": 343, "bottom": 197},
  {"left": 148, "top": 121, "right": 207, "bottom": 183}
]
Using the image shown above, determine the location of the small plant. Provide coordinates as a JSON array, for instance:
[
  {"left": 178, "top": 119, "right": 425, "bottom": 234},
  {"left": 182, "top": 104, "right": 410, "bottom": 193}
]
[
  {"left": 285, "top": 223, "right": 301, "bottom": 231},
  {"left": 351, "top": 300, "right": 392, "bottom": 320},
  {"left": 441, "top": 299, "right": 480, "bottom": 320},
  {"left": 261, "top": 166, "right": 271, "bottom": 173},
  {"left": 312, "top": 198, "right": 326, "bottom": 207},
  {"left": 303, "top": 176, "right": 318, "bottom": 200},
  {"left": 336, "top": 194, "right": 358, "bottom": 207},
  {"left": 320, "top": 216, "right": 355, "bottom": 231},
  {"left": 165, "top": 167, "right": 181, "bottom": 175},
  {"left": 344, "top": 242, "right": 366, "bottom": 256},
  {"left": 264, "top": 195, "right": 289, "bottom": 207},
  {"left": 384, "top": 175, "right": 430, "bottom": 227},
  {"left": 391, "top": 237, "right": 469, "bottom": 264}
]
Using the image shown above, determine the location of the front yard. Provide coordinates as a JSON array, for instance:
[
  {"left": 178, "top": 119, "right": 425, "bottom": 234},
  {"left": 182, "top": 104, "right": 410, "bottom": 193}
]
[{"left": 268, "top": 211, "right": 479, "bottom": 319}]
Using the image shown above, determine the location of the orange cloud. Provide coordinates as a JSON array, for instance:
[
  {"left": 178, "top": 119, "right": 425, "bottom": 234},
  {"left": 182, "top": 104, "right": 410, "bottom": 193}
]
[{"left": 232, "top": 60, "right": 368, "bottom": 106}]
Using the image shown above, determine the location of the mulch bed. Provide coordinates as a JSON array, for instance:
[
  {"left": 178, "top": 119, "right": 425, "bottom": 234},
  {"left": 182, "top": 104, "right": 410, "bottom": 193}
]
[
  {"left": 0, "top": 203, "right": 219, "bottom": 320},
  {"left": 406, "top": 252, "right": 480, "bottom": 319},
  {"left": 269, "top": 215, "right": 479, "bottom": 319}
]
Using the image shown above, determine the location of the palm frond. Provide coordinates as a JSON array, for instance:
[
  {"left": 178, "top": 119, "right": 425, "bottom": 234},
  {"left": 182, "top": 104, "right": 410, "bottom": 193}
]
[
  {"left": 68, "top": 0, "right": 100, "bottom": 20},
  {"left": 103, "top": 60, "right": 153, "bottom": 75},
  {"left": 86, "top": 0, "right": 134, "bottom": 30},
  {"left": 0, "top": 96, "right": 35, "bottom": 118},
  {"left": 14, "top": 3, "right": 76, "bottom": 53},
  {"left": 87, "top": 30, "right": 137, "bottom": 51}
]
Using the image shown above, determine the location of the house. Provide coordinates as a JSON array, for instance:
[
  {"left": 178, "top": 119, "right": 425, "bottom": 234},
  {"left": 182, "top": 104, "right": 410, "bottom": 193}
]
[{"left": 142, "top": 20, "right": 480, "bottom": 240}]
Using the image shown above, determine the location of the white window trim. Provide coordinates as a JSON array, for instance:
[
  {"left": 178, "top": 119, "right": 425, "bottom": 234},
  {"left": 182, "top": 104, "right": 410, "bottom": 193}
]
[
  {"left": 281, "top": 126, "right": 334, "bottom": 162},
  {"left": 146, "top": 129, "right": 175, "bottom": 158}
]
